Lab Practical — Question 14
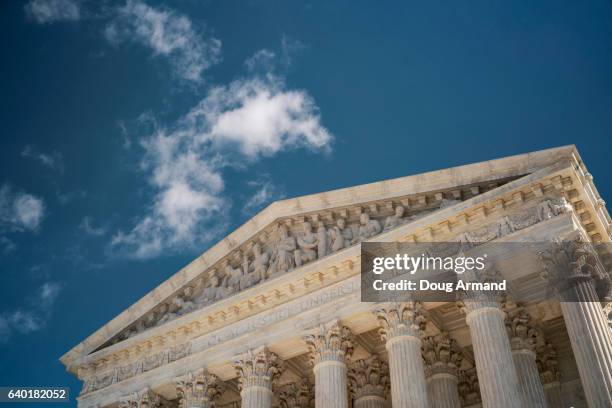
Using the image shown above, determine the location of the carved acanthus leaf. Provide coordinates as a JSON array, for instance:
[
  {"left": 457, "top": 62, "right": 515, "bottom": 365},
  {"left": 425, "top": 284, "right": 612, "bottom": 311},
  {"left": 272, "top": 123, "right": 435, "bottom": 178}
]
[
  {"left": 375, "top": 302, "right": 427, "bottom": 340},
  {"left": 421, "top": 332, "right": 463, "bottom": 377},
  {"left": 348, "top": 354, "right": 389, "bottom": 399},
  {"left": 234, "top": 346, "right": 283, "bottom": 390},
  {"left": 303, "top": 320, "right": 354, "bottom": 365}
]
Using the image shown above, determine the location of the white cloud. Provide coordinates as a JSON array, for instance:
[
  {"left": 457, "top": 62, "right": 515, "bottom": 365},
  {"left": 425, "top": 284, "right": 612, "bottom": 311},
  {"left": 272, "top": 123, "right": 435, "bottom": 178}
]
[
  {"left": 112, "top": 64, "right": 332, "bottom": 259},
  {"left": 189, "top": 75, "right": 333, "bottom": 158},
  {"left": 105, "top": 0, "right": 221, "bottom": 82},
  {"left": 21, "top": 145, "right": 64, "bottom": 172},
  {"left": 24, "top": 0, "right": 80, "bottom": 24},
  {"left": 0, "top": 282, "right": 61, "bottom": 343},
  {"left": 0, "top": 185, "right": 45, "bottom": 232},
  {"left": 79, "top": 217, "right": 107, "bottom": 236}
]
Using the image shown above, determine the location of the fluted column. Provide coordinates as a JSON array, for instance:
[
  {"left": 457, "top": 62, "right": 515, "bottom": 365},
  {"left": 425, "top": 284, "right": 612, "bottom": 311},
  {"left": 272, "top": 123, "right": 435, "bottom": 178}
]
[
  {"left": 503, "top": 303, "right": 548, "bottom": 407},
  {"left": 375, "top": 302, "right": 429, "bottom": 408},
  {"left": 234, "top": 346, "right": 282, "bottom": 408},
  {"left": 461, "top": 300, "right": 522, "bottom": 408},
  {"left": 119, "top": 388, "right": 164, "bottom": 408},
  {"left": 303, "top": 320, "right": 354, "bottom": 408},
  {"left": 459, "top": 263, "right": 522, "bottom": 408},
  {"left": 176, "top": 369, "right": 225, "bottom": 408},
  {"left": 537, "top": 342, "right": 562, "bottom": 408},
  {"left": 539, "top": 239, "right": 612, "bottom": 406},
  {"left": 278, "top": 379, "right": 314, "bottom": 408},
  {"left": 422, "top": 332, "right": 463, "bottom": 408},
  {"left": 348, "top": 355, "right": 389, "bottom": 408}
]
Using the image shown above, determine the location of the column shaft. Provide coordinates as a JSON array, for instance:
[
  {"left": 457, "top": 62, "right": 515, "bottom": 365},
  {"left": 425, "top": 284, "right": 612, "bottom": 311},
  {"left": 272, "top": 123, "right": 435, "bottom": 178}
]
[
  {"left": 512, "top": 350, "right": 547, "bottom": 407},
  {"left": 314, "top": 361, "right": 349, "bottom": 408},
  {"left": 465, "top": 305, "right": 522, "bottom": 408},
  {"left": 354, "top": 395, "right": 386, "bottom": 408},
  {"left": 304, "top": 321, "right": 354, "bottom": 408},
  {"left": 427, "top": 373, "right": 461, "bottom": 408},
  {"left": 241, "top": 386, "right": 272, "bottom": 408},
  {"left": 387, "top": 336, "right": 429, "bottom": 408},
  {"left": 560, "top": 280, "right": 612, "bottom": 406}
]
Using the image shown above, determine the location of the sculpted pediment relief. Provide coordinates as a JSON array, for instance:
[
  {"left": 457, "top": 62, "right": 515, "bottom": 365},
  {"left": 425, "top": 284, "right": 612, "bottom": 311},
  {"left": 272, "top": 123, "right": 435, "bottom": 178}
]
[{"left": 102, "top": 180, "right": 520, "bottom": 348}]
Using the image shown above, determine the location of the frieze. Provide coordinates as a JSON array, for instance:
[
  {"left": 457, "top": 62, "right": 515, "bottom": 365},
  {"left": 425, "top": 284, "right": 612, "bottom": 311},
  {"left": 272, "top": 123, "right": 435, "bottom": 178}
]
[
  {"left": 110, "top": 197, "right": 467, "bottom": 345},
  {"left": 82, "top": 342, "right": 192, "bottom": 394}
]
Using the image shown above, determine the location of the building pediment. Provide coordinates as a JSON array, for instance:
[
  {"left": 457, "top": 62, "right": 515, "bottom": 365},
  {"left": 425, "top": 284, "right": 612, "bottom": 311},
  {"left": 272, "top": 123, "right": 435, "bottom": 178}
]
[{"left": 61, "top": 145, "right": 610, "bottom": 375}]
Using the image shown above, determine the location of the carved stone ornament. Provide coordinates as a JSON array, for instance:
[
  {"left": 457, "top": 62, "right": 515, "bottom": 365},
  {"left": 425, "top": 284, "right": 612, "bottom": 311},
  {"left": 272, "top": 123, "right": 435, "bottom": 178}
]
[
  {"left": 536, "top": 342, "right": 561, "bottom": 385},
  {"left": 457, "top": 368, "right": 481, "bottom": 406},
  {"left": 375, "top": 302, "right": 427, "bottom": 340},
  {"left": 233, "top": 346, "right": 283, "bottom": 390},
  {"left": 118, "top": 388, "right": 164, "bottom": 408},
  {"left": 503, "top": 302, "right": 541, "bottom": 352},
  {"left": 278, "top": 378, "right": 314, "bottom": 408},
  {"left": 176, "top": 369, "right": 225, "bottom": 408},
  {"left": 421, "top": 332, "right": 464, "bottom": 377},
  {"left": 457, "top": 264, "right": 506, "bottom": 314},
  {"left": 303, "top": 320, "right": 355, "bottom": 366},
  {"left": 538, "top": 237, "right": 605, "bottom": 297},
  {"left": 348, "top": 354, "right": 390, "bottom": 399}
]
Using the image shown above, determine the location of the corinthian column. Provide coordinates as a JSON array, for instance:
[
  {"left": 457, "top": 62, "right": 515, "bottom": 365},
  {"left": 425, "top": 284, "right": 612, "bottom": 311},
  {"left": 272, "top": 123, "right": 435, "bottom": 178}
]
[
  {"left": 375, "top": 302, "right": 429, "bottom": 408},
  {"left": 348, "top": 355, "right": 389, "bottom": 408},
  {"left": 504, "top": 303, "right": 548, "bottom": 407},
  {"left": 176, "top": 369, "right": 225, "bottom": 408},
  {"left": 539, "top": 239, "right": 612, "bottom": 406},
  {"left": 119, "top": 388, "right": 164, "bottom": 408},
  {"left": 422, "top": 332, "right": 463, "bottom": 408},
  {"left": 303, "top": 320, "right": 354, "bottom": 408},
  {"left": 536, "top": 342, "right": 562, "bottom": 408},
  {"left": 234, "top": 346, "right": 282, "bottom": 408}
]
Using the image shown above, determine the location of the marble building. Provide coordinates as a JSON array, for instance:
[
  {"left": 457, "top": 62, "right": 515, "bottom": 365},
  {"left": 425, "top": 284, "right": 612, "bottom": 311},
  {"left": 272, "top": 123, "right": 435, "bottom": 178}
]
[{"left": 61, "top": 145, "right": 612, "bottom": 408}]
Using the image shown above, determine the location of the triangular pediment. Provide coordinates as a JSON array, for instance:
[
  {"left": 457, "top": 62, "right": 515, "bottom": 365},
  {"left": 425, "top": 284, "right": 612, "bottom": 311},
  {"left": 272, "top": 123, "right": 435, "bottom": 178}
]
[{"left": 60, "top": 145, "right": 582, "bottom": 371}]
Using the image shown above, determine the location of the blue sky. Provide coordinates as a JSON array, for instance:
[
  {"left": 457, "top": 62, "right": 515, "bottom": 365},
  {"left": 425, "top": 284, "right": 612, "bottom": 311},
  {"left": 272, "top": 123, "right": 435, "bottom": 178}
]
[{"left": 1, "top": 0, "right": 612, "bottom": 406}]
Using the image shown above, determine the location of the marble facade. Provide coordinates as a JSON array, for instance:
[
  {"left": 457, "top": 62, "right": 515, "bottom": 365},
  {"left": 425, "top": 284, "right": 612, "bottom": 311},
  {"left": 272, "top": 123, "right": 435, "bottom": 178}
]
[{"left": 61, "top": 145, "right": 612, "bottom": 408}]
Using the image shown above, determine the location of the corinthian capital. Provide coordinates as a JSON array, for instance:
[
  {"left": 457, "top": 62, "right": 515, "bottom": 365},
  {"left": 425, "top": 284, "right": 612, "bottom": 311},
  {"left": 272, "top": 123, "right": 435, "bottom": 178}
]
[
  {"left": 457, "top": 368, "right": 481, "bottom": 406},
  {"left": 536, "top": 342, "right": 561, "bottom": 385},
  {"left": 421, "top": 332, "right": 463, "bottom": 377},
  {"left": 503, "top": 302, "right": 540, "bottom": 352},
  {"left": 278, "top": 378, "right": 313, "bottom": 408},
  {"left": 234, "top": 346, "right": 283, "bottom": 390},
  {"left": 303, "top": 320, "right": 354, "bottom": 365},
  {"left": 538, "top": 238, "right": 603, "bottom": 292},
  {"left": 176, "top": 369, "right": 225, "bottom": 408},
  {"left": 119, "top": 388, "right": 164, "bottom": 408},
  {"left": 374, "top": 302, "right": 427, "bottom": 340},
  {"left": 348, "top": 354, "right": 389, "bottom": 399}
]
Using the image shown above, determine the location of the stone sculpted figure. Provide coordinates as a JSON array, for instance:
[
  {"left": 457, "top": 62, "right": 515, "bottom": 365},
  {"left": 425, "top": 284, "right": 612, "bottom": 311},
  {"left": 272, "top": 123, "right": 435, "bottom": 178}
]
[
  {"left": 269, "top": 224, "right": 297, "bottom": 276},
  {"left": 295, "top": 221, "right": 318, "bottom": 267},
  {"left": 330, "top": 218, "right": 352, "bottom": 252},
  {"left": 196, "top": 273, "right": 223, "bottom": 305},
  {"left": 383, "top": 205, "right": 406, "bottom": 231},
  {"left": 537, "top": 197, "right": 572, "bottom": 221},
  {"left": 224, "top": 262, "right": 243, "bottom": 293},
  {"left": 242, "top": 243, "right": 267, "bottom": 288},
  {"left": 358, "top": 212, "right": 381, "bottom": 240}
]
